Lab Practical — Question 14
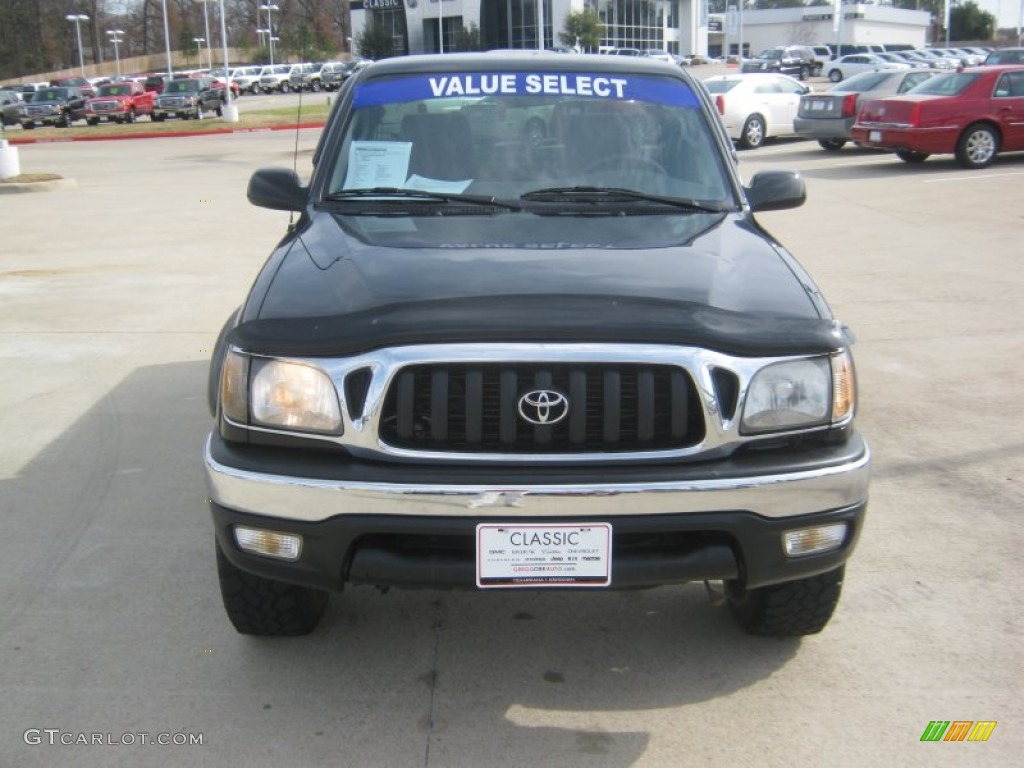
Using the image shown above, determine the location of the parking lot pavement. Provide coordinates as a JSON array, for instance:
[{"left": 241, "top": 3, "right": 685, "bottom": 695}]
[{"left": 1, "top": 133, "right": 1022, "bottom": 767}]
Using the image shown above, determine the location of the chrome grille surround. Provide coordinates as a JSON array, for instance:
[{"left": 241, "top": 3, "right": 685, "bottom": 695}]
[{"left": 223, "top": 342, "right": 849, "bottom": 466}]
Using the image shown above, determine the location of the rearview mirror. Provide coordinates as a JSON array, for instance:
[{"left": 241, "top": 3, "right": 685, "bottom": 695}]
[
  {"left": 247, "top": 168, "right": 307, "bottom": 212},
  {"left": 744, "top": 170, "right": 806, "bottom": 212}
]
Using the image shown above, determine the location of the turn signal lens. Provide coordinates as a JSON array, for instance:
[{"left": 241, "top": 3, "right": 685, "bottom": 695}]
[
  {"left": 784, "top": 523, "right": 847, "bottom": 557},
  {"left": 234, "top": 527, "right": 302, "bottom": 561},
  {"left": 831, "top": 351, "right": 856, "bottom": 424},
  {"left": 220, "top": 349, "right": 249, "bottom": 424}
]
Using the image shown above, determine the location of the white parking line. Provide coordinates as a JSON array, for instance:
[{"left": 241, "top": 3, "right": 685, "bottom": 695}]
[{"left": 922, "top": 171, "right": 1024, "bottom": 183}]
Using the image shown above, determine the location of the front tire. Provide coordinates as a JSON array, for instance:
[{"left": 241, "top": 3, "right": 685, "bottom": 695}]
[
  {"left": 216, "top": 540, "right": 329, "bottom": 636},
  {"left": 955, "top": 123, "right": 998, "bottom": 169},
  {"left": 828, "top": 69, "right": 843, "bottom": 83},
  {"left": 799, "top": 65, "right": 810, "bottom": 81},
  {"left": 738, "top": 114, "right": 766, "bottom": 149},
  {"left": 726, "top": 566, "right": 845, "bottom": 637}
]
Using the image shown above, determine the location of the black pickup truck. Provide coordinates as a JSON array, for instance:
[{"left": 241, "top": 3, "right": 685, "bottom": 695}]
[
  {"left": 20, "top": 86, "right": 86, "bottom": 128},
  {"left": 205, "top": 52, "right": 870, "bottom": 638}
]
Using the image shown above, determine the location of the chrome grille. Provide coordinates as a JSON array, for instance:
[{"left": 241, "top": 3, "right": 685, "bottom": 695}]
[{"left": 379, "top": 363, "right": 704, "bottom": 453}]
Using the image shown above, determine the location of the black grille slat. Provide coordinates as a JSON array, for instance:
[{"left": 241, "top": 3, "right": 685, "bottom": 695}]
[{"left": 380, "top": 363, "right": 704, "bottom": 453}]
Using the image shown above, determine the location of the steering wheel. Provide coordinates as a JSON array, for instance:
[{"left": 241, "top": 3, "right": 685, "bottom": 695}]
[{"left": 583, "top": 154, "right": 669, "bottom": 176}]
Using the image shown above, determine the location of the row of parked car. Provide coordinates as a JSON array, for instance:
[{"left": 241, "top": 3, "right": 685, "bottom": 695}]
[
  {"left": 704, "top": 52, "right": 1024, "bottom": 169},
  {"left": 218, "top": 59, "right": 372, "bottom": 94},
  {"left": 741, "top": 43, "right": 1011, "bottom": 82}
]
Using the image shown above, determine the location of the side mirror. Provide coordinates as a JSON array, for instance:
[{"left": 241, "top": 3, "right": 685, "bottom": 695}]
[
  {"left": 744, "top": 170, "right": 806, "bottom": 212},
  {"left": 247, "top": 168, "right": 307, "bottom": 212}
]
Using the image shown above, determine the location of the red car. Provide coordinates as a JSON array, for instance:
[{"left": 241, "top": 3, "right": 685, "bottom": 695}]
[
  {"left": 851, "top": 65, "right": 1024, "bottom": 168},
  {"left": 83, "top": 81, "right": 156, "bottom": 124}
]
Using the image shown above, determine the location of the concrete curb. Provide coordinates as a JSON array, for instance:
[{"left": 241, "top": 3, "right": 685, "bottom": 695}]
[{"left": 4, "top": 122, "right": 325, "bottom": 145}]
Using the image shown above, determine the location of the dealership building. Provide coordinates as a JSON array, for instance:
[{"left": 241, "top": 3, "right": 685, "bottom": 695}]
[{"left": 349, "top": 1, "right": 931, "bottom": 58}]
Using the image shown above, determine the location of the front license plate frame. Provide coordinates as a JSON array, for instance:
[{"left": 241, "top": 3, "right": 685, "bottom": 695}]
[{"left": 476, "top": 523, "right": 612, "bottom": 588}]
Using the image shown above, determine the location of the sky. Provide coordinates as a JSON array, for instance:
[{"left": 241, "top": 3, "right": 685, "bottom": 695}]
[{"left": 975, "top": 0, "right": 1023, "bottom": 30}]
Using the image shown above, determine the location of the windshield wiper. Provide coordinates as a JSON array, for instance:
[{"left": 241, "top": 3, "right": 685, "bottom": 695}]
[
  {"left": 520, "top": 186, "right": 729, "bottom": 213},
  {"left": 323, "top": 187, "right": 522, "bottom": 210}
]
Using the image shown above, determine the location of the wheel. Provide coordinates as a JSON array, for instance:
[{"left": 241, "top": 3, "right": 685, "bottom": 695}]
[
  {"left": 281, "top": 82, "right": 290, "bottom": 93},
  {"left": 738, "top": 114, "right": 766, "bottom": 149},
  {"left": 812, "top": 65, "right": 823, "bottom": 78},
  {"left": 955, "top": 123, "right": 998, "bottom": 169},
  {"left": 799, "top": 65, "right": 810, "bottom": 81},
  {"left": 22, "top": 121, "right": 34, "bottom": 130},
  {"left": 523, "top": 116, "right": 546, "bottom": 147},
  {"left": 195, "top": 106, "right": 204, "bottom": 120},
  {"left": 87, "top": 117, "right": 99, "bottom": 126},
  {"left": 216, "top": 540, "right": 329, "bottom": 636},
  {"left": 310, "top": 81, "right": 321, "bottom": 92},
  {"left": 818, "top": 138, "right": 846, "bottom": 151},
  {"left": 828, "top": 69, "right": 843, "bottom": 83},
  {"left": 59, "top": 111, "right": 72, "bottom": 128},
  {"left": 896, "top": 150, "right": 929, "bottom": 163},
  {"left": 215, "top": 104, "right": 223, "bottom": 117},
  {"left": 124, "top": 109, "right": 136, "bottom": 124},
  {"left": 726, "top": 566, "right": 845, "bottom": 637},
  {"left": 583, "top": 154, "right": 669, "bottom": 176},
  {"left": 251, "top": 85, "right": 261, "bottom": 95},
  {"left": 152, "top": 113, "right": 165, "bottom": 122}
]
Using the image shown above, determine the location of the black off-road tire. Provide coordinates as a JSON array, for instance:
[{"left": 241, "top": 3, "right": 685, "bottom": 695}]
[
  {"left": 216, "top": 540, "right": 329, "bottom": 636},
  {"left": 726, "top": 566, "right": 845, "bottom": 637},
  {"left": 799, "top": 65, "right": 810, "bottom": 81}
]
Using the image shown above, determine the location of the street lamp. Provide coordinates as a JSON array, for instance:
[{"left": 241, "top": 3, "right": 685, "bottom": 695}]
[
  {"left": 106, "top": 30, "right": 125, "bottom": 77},
  {"left": 193, "top": 37, "right": 205, "bottom": 66},
  {"left": 217, "top": 0, "right": 238, "bottom": 122},
  {"left": 65, "top": 14, "right": 89, "bottom": 78},
  {"left": 194, "top": 0, "right": 214, "bottom": 69},
  {"left": 259, "top": 4, "right": 279, "bottom": 66}
]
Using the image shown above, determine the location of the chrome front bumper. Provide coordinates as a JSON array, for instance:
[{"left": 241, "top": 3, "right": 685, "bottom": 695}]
[{"left": 204, "top": 433, "right": 871, "bottom": 524}]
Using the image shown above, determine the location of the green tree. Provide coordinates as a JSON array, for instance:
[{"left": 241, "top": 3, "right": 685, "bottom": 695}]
[
  {"left": 453, "top": 23, "right": 482, "bottom": 53},
  {"left": 558, "top": 10, "right": 602, "bottom": 53},
  {"left": 356, "top": 22, "right": 395, "bottom": 60},
  {"left": 951, "top": 1, "right": 995, "bottom": 40}
]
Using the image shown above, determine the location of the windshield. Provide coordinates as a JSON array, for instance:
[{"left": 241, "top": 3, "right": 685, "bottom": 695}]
[
  {"left": 99, "top": 85, "right": 131, "bottom": 96},
  {"left": 832, "top": 72, "right": 890, "bottom": 92},
  {"left": 327, "top": 70, "right": 732, "bottom": 206},
  {"left": 165, "top": 80, "right": 200, "bottom": 93},
  {"left": 32, "top": 89, "right": 67, "bottom": 101},
  {"left": 908, "top": 72, "right": 979, "bottom": 96}
]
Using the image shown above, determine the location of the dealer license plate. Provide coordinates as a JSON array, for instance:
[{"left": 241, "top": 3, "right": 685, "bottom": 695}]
[
  {"left": 476, "top": 523, "right": 612, "bottom": 588},
  {"left": 869, "top": 130, "right": 882, "bottom": 142}
]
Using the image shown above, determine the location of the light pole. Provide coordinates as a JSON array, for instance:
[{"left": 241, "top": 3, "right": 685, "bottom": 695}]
[
  {"left": 193, "top": 37, "right": 205, "bottom": 66},
  {"left": 160, "top": 0, "right": 174, "bottom": 78},
  {"left": 65, "top": 14, "right": 89, "bottom": 78},
  {"left": 194, "top": 0, "right": 214, "bottom": 69},
  {"left": 106, "top": 30, "right": 124, "bottom": 77},
  {"left": 259, "top": 4, "right": 279, "bottom": 66},
  {"left": 218, "top": 0, "right": 238, "bottom": 122}
]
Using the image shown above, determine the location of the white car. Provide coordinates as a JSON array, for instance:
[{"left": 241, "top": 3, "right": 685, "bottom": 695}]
[
  {"left": 824, "top": 54, "right": 909, "bottom": 83},
  {"left": 702, "top": 73, "right": 809, "bottom": 149}
]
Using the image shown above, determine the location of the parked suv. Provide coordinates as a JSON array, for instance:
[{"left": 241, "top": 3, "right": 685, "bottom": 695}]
[
  {"left": 1, "top": 90, "right": 21, "bottom": 127},
  {"left": 152, "top": 77, "right": 223, "bottom": 121},
  {"left": 206, "top": 52, "right": 870, "bottom": 639},
  {"left": 742, "top": 45, "right": 819, "bottom": 80},
  {"left": 257, "top": 64, "right": 294, "bottom": 93},
  {"left": 20, "top": 86, "right": 86, "bottom": 128},
  {"left": 321, "top": 60, "right": 371, "bottom": 91},
  {"left": 288, "top": 62, "right": 330, "bottom": 92}
]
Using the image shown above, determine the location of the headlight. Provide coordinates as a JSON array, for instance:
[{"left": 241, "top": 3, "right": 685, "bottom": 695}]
[
  {"left": 250, "top": 358, "right": 342, "bottom": 433},
  {"left": 741, "top": 351, "right": 857, "bottom": 435}
]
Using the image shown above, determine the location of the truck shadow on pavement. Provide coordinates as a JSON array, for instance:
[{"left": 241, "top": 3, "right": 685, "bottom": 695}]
[{"left": 2, "top": 360, "right": 802, "bottom": 767}]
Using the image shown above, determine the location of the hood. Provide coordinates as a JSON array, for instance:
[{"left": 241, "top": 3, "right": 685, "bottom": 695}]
[{"left": 234, "top": 210, "right": 843, "bottom": 358}]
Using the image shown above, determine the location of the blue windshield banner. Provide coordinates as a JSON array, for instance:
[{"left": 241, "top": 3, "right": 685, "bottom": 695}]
[{"left": 354, "top": 73, "right": 701, "bottom": 109}]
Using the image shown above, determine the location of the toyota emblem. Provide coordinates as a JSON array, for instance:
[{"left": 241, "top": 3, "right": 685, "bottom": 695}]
[{"left": 517, "top": 390, "right": 569, "bottom": 425}]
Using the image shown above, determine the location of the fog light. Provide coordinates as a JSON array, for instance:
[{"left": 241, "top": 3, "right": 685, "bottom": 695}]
[
  {"left": 783, "top": 523, "right": 847, "bottom": 557},
  {"left": 234, "top": 527, "right": 302, "bottom": 561}
]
